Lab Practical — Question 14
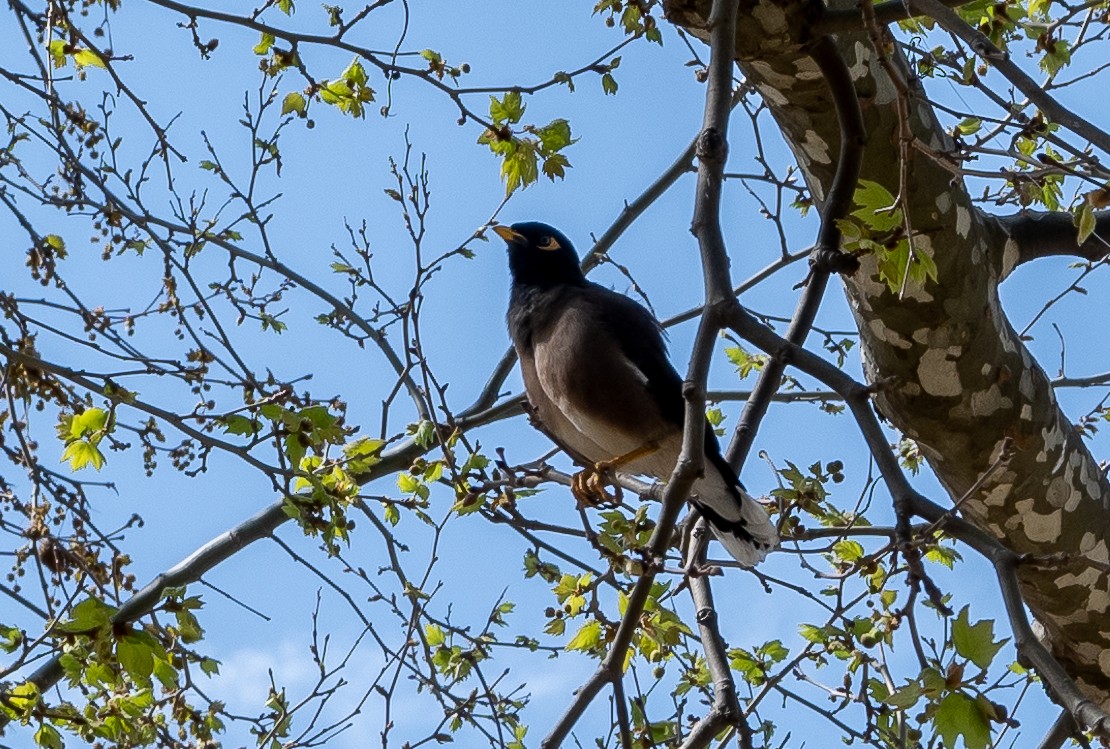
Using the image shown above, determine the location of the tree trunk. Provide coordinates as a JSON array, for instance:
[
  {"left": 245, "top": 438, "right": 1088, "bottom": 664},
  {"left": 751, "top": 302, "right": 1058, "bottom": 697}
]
[{"left": 665, "top": 0, "right": 1110, "bottom": 706}]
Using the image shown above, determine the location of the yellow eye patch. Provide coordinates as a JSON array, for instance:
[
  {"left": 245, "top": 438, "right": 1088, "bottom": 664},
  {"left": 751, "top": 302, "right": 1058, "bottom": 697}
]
[{"left": 536, "top": 235, "right": 562, "bottom": 251}]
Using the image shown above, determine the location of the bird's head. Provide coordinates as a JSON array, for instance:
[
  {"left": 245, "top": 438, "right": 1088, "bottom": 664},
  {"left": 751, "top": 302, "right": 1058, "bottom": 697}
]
[{"left": 493, "top": 221, "right": 585, "bottom": 289}]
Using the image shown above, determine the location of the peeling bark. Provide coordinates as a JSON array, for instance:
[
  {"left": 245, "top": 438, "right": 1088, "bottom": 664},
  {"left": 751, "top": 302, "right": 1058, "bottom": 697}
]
[{"left": 665, "top": 0, "right": 1110, "bottom": 706}]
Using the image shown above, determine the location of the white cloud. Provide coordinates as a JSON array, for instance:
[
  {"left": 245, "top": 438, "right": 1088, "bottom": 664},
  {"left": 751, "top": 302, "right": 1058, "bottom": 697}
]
[{"left": 206, "top": 639, "right": 320, "bottom": 710}]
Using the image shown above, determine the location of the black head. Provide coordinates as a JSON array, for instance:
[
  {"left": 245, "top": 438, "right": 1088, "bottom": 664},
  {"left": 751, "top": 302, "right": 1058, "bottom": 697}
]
[{"left": 494, "top": 221, "right": 585, "bottom": 289}]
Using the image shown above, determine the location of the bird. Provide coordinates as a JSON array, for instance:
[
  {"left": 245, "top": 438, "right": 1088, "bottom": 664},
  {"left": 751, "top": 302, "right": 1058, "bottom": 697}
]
[{"left": 494, "top": 220, "right": 778, "bottom": 567}]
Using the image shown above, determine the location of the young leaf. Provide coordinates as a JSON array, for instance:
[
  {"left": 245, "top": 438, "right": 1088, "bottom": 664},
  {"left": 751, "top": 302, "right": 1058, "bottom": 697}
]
[
  {"left": 59, "top": 597, "right": 116, "bottom": 632},
  {"left": 72, "top": 48, "right": 107, "bottom": 69},
  {"left": 281, "top": 92, "right": 307, "bottom": 117},
  {"left": 566, "top": 620, "right": 602, "bottom": 652},
  {"left": 952, "top": 606, "right": 1006, "bottom": 669},
  {"left": 935, "top": 691, "right": 991, "bottom": 749},
  {"left": 851, "top": 180, "right": 902, "bottom": 232},
  {"left": 489, "top": 91, "right": 525, "bottom": 125}
]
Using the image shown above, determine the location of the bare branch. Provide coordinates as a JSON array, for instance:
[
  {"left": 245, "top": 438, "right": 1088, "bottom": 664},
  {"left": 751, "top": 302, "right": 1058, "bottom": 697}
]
[
  {"left": 991, "top": 210, "right": 1110, "bottom": 270},
  {"left": 909, "top": 0, "right": 1110, "bottom": 156}
]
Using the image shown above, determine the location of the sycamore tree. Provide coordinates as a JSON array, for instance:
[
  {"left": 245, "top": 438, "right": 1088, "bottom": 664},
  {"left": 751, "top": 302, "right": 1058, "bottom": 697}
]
[{"left": 2, "top": 0, "right": 1110, "bottom": 747}]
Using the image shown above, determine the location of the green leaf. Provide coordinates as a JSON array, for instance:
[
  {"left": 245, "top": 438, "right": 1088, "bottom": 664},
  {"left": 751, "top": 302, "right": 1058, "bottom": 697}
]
[
  {"left": 70, "top": 407, "right": 108, "bottom": 440},
  {"left": 883, "top": 681, "right": 922, "bottom": 709},
  {"left": 425, "top": 623, "right": 446, "bottom": 647},
  {"left": 542, "top": 153, "right": 570, "bottom": 181},
  {"left": 935, "top": 691, "right": 991, "bottom": 749},
  {"left": 851, "top": 180, "right": 902, "bottom": 232},
  {"left": 728, "top": 648, "right": 764, "bottom": 684},
  {"left": 344, "top": 437, "right": 385, "bottom": 475},
  {"left": 152, "top": 655, "right": 179, "bottom": 689},
  {"left": 956, "top": 117, "right": 981, "bottom": 135},
  {"left": 566, "top": 620, "right": 602, "bottom": 652},
  {"left": 221, "top": 414, "right": 260, "bottom": 436},
  {"left": 253, "top": 33, "right": 275, "bottom": 55},
  {"left": 501, "top": 145, "right": 538, "bottom": 195},
  {"left": 601, "top": 72, "right": 618, "bottom": 95},
  {"left": 952, "top": 606, "right": 1006, "bottom": 670},
  {"left": 46, "top": 39, "right": 67, "bottom": 68},
  {"left": 1, "top": 681, "right": 39, "bottom": 719},
  {"left": 283, "top": 434, "right": 306, "bottom": 469},
  {"left": 489, "top": 91, "right": 525, "bottom": 125},
  {"left": 798, "top": 623, "right": 825, "bottom": 643},
  {"left": 175, "top": 609, "right": 205, "bottom": 643},
  {"left": 319, "top": 59, "right": 374, "bottom": 117},
  {"left": 117, "top": 630, "right": 157, "bottom": 683},
  {"left": 73, "top": 48, "right": 106, "bottom": 68},
  {"left": 536, "top": 119, "right": 573, "bottom": 152},
  {"left": 757, "top": 639, "right": 789, "bottom": 662},
  {"left": 35, "top": 724, "right": 64, "bottom": 749},
  {"left": 281, "top": 92, "right": 307, "bottom": 116},
  {"left": 1039, "top": 37, "right": 1071, "bottom": 76},
  {"left": 925, "top": 543, "right": 962, "bottom": 569},
  {"left": 411, "top": 419, "right": 436, "bottom": 448},
  {"left": 833, "top": 539, "right": 865, "bottom": 563},
  {"left": 0, "top": 624, "right": 22, "bottom": 653},
  {"left": 44, "top": 234, "right": 67, "bottom": 255},
  {"left": 61, "top": 440, "right": 106, "bottom": 471},
  {"left": 1076, "top": 201, "right": 1097, "bottom": 245},
  {"left": 383, "top": 502, "right": 400, "bottom": 526},
  {"left": 340, "top": 59, "right": 367, "bottom": 87},
  {"left": 397, "top": 473, "right": 421, "bottom": 494},
  {"left": 59, "top": 597, "right": 116, "bottom": 632},
  {"left": 724, "top": 346, "right": 767, "bottom": 378}
]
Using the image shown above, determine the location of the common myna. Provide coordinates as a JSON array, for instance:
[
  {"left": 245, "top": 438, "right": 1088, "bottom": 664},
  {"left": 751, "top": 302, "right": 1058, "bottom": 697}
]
[{"left": 495, "top": 221, "right": 778, "bottom": 566}]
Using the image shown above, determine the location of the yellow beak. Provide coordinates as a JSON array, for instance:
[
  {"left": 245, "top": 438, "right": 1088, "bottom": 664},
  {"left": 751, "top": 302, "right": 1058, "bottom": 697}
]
[{"left": 492, "top": 225, "right": 524, "bottom": 243}]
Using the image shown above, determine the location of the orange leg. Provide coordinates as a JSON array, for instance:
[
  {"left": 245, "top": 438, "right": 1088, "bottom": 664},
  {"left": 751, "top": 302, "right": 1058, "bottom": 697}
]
[{"left": 570, "top": 441, "right": 660, "bottom": 507}]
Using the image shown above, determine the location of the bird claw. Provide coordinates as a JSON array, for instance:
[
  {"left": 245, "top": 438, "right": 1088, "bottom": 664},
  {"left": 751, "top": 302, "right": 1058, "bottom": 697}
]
[
  {"left": 571, "top": 461, "right": 623, "bottom": 507},
  {"left": 570, "top": 443, "right": 659, "bottom": 508}
]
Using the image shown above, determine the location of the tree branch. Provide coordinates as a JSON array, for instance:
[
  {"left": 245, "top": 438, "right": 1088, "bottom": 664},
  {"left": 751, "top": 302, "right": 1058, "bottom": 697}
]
[
  {"left": 543, "top": 0, "right": 740, "bottom": 743},
  {"left": 816, "top": 0, "right": 970, "bottom": 34},
  {"left": 728, "top": 33, "right": 864, "bottom": 467},
  {"left": 721, "top": 301, "right": 1110, "bottom": 739},
  {"left": 909, "top": 0, "right": 1110, "bottom": 156},
  {"left": 0, "top": 381, "right": 524, "bottom": 728},
  {"left": 678, "top": 518, "right": 752, "bottom": 749},
  {"left": 990, "top": 210, "right": 1110, "bottom": 271}
]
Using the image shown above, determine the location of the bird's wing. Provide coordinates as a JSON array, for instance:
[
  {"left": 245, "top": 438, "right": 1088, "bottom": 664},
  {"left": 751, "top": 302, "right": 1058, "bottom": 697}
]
[
  {"left": 589, "top": 287, "right": 778, "bottom": 563},
  {"left": 591, "top": 286, "right": 738, "bottom": 466},
  {"left": 586, "top": 285, "right": 686, "bottom": 427},
  {"left": 521, "top": 284, "right": 679, "bottom": 462}
]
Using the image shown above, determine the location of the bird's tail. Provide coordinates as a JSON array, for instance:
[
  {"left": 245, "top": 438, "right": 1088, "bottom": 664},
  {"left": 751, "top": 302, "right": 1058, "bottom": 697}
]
[{"left": 693, "top": 454, "right": 779, "bottom": 567}]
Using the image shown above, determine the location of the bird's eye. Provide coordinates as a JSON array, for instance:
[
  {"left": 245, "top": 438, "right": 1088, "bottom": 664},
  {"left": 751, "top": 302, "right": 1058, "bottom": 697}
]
[{"left": 536, "top": 235, "right": 561, "bottom": 251}]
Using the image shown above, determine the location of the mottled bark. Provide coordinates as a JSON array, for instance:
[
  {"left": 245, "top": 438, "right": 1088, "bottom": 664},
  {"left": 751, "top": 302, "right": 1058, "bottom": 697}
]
[{"left": 665, "top": 0, "right": 1110, "bottom": 706}]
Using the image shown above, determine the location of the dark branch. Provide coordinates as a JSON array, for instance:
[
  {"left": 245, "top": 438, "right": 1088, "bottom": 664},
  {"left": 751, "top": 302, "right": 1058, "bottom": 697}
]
[
  {"left": 909, "top": 0, "right": 1110, "bottom": 156},
  {"left": 991, "top": 210, "right": 1110, "bottom": 270},
  {"left": 816, "top": 0, "right": 970, "bottom": 34},
  {"left": 722, "top": 302, "right": 1110, "bottom": 739},
  {"left": 728, "top": 33, "right": 864, "bottom": 468},
  {"left": 543, "top": 0, "right": 741, "bottom": 743}
]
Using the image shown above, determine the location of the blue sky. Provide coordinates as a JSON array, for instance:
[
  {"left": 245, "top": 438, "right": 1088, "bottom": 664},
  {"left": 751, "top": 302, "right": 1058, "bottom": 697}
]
[{"left": 3, "top": 1, "right": 1109, "bottom": 747}]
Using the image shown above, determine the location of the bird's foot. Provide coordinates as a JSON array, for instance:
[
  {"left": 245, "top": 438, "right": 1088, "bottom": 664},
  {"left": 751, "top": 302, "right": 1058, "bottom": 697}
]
[
  {"left": 569, "top": 443, "right": 660, "bottom": 508},
  {"left": 571, "top": 462, "right": 623, "bottom": 507}
]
